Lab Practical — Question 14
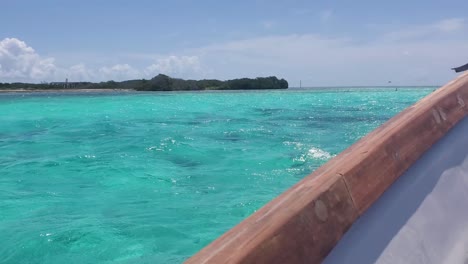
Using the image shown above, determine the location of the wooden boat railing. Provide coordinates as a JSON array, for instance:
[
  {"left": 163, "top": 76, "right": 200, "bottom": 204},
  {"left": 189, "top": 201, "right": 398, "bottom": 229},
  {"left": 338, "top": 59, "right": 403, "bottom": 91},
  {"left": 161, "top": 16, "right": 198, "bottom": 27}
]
[{"left": 186, "top": 73, "right": 468, "bottom": 264}]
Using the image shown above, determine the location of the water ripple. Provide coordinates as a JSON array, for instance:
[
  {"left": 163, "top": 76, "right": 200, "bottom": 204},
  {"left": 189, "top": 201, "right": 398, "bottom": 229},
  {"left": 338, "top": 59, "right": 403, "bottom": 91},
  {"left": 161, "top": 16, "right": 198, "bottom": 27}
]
[{"left": 0, "top": 88, "right": 433, "bottom": 263}]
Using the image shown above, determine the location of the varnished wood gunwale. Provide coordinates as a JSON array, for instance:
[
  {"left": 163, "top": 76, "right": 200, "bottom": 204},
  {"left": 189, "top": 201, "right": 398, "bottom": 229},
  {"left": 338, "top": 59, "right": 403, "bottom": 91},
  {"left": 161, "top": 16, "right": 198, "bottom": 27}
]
[{"left": 186, "top": 73, "right": 468, "bottom": 264}]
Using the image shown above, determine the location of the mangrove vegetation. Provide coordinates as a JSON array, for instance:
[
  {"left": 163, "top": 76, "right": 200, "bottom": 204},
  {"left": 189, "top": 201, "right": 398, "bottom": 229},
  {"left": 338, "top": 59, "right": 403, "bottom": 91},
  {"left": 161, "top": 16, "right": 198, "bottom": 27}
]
[{"left": 0, "top": 75, "right": 288, "bottom": 91}]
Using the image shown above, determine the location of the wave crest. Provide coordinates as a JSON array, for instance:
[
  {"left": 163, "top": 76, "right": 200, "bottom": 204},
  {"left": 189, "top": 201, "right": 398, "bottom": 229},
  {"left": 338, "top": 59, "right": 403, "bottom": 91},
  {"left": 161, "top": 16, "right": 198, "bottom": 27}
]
[{"left": 308, "top": 147, "right": 333, "bottom": 160}]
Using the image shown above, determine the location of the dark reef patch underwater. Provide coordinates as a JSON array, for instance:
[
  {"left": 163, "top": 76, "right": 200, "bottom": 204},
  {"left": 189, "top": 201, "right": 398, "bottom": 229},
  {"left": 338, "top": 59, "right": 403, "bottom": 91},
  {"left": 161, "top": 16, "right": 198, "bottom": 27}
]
[{"left": 0, "top": 88, "right": 432, "bottom": 263}]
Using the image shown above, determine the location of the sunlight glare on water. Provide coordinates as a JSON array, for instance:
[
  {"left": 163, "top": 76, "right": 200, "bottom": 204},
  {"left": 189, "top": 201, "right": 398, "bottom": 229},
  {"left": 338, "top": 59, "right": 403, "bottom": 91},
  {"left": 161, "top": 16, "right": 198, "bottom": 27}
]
[{"left": 0, "top": 88, "right": 433, "bottom": 263}]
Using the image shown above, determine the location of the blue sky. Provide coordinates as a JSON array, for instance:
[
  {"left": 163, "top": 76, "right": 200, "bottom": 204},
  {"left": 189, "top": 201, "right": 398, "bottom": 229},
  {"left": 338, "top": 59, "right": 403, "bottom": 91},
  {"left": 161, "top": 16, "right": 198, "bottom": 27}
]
[{"left": 1, "top": 0, "right": 468, "bottom": 86}]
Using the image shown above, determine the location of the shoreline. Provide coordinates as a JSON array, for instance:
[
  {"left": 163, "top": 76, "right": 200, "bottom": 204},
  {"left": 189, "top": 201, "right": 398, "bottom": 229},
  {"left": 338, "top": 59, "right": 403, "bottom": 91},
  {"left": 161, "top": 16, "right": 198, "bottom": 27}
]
[
  {"left": 0, "top": 86, "right": 435, "bottom": 94},
  {"left": 0, "top": 89, "right": 135, "bottom": 93}
]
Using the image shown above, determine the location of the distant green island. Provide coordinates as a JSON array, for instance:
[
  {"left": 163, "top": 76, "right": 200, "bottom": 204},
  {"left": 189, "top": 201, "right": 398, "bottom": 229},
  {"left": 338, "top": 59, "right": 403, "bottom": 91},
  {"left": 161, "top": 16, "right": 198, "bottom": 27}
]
[{"left": 0, "top": 74, "right": 288, "bottom": 91}]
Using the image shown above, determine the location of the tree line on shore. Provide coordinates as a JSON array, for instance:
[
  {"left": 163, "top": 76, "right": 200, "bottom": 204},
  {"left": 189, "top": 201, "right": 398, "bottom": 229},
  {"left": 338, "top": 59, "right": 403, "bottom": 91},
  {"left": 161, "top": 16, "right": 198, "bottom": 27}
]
[{"left": 0, "top": 74, "right": 288, "bottom": 91}]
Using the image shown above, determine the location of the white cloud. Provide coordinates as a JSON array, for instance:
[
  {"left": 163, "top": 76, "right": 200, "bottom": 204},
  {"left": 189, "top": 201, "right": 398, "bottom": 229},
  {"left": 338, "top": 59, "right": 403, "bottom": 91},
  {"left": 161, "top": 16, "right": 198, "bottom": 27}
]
[
  {"left": 0, "top": 38, "right": 56, "bottom": 81},
  {"left": 67, "top": 64, "right": 93, "bottom": 81},
  {"left": 145, "top": 55, "right": 202, "bottom": 78},
  {"left": 99, "top": 64, "right": 140, "bottom": 81},
  {"left": 192, "top": 27, "right": 468, "bottom": 85},
  {"left": 0, "top": 38, "right": 144, "bottom": 82},
  {"left": 2, "top": 17, "right": 467, "bottom": 86},
  {"left": 434, "top": 18, "right": 465, "bottom": 32},
  {"left": 58, "top": 63, "right": 142, "bottom": 82},
  {"left": 382, "top": 18, "right": 465, "bottom": 42}
]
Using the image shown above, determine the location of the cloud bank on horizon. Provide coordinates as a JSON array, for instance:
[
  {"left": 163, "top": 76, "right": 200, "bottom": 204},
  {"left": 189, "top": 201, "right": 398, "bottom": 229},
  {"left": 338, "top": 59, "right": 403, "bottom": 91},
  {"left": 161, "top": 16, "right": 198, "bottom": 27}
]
[{"left": 1, "top": 17, "right": 467, "bottom": 86}]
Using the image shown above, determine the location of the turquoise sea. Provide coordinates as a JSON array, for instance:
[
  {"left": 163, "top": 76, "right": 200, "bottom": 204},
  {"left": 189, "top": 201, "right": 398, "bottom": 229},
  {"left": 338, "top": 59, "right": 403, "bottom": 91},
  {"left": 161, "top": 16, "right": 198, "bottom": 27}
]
[{"left": 0, "top": 88, "right": 433, "bottom": 263}]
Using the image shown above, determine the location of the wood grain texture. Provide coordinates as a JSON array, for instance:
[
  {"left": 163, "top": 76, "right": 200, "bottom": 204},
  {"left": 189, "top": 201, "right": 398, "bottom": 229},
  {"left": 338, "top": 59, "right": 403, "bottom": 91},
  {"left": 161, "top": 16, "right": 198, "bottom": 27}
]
[
  {"left": 187, "top": 174, "right": 357, "bottom": 264},
  {"left": 185, "top": 73, "right": 468, "bottom": 264},
  {"left": 341, "top": 73, "right": 468, "bottom": 214}
]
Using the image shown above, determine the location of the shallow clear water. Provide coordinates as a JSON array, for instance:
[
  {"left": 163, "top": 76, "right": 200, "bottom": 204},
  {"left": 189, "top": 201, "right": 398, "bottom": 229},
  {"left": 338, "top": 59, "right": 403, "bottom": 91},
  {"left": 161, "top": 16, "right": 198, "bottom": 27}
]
[{"left": 0, "top": 88, "right": 433, "bottom": 263}]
